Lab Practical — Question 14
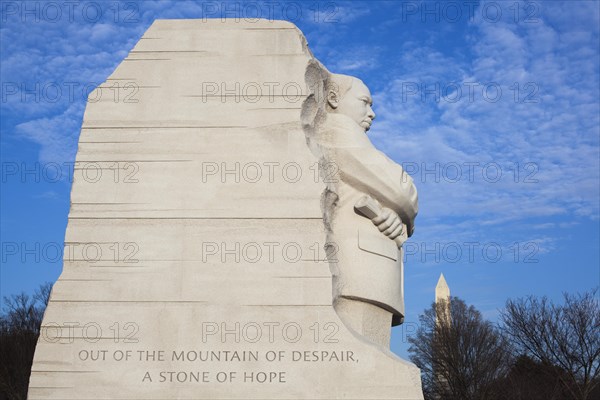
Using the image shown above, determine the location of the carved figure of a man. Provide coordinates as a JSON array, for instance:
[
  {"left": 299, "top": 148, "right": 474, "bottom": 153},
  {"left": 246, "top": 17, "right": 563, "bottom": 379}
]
[{"left": 307, "top": 72, "right": 418, "bottom": 347}]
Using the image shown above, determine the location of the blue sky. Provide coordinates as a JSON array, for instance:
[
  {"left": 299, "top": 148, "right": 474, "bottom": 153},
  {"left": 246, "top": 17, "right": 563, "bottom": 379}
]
[{"left": 1, "top": 0, "right": 599, "bottom": 358}]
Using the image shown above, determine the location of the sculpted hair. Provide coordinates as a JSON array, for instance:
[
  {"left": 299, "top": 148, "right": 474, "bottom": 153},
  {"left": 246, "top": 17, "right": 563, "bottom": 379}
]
[{"left": 326, "top": 73, "right": 354, "bottom": 103}]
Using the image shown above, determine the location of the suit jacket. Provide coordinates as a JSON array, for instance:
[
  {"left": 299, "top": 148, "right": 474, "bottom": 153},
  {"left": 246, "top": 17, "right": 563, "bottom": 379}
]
[{"left": 312, "top": 113, "right": 418, "bottom": 325}]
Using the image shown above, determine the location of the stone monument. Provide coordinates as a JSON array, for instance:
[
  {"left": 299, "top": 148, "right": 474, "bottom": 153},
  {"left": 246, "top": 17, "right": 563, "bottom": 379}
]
[
  {"left": 435, "top": 273, "right": 450, "bottom": 305},
  {"left": 28, "top": 19, "right": 423, "bottom": 399}
]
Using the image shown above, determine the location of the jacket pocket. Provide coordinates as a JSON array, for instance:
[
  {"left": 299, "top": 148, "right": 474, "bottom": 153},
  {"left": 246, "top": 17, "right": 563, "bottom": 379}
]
[{"left": 357, "top": 228, "right": 398, "bottom": 261}]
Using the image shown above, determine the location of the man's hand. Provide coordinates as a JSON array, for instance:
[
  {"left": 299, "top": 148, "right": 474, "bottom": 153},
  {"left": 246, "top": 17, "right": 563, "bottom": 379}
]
[
  {"left": 354, "top": 195, "right": 407, "bottom": 247},
  {"left": 371, "top": 207, "right": 403, "bottom": 240}
]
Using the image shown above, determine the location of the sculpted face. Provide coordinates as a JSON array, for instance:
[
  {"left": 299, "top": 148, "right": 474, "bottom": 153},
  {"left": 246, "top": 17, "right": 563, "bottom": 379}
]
[{"left": 328, "top": 77, "right": 376, "bottom": 132}]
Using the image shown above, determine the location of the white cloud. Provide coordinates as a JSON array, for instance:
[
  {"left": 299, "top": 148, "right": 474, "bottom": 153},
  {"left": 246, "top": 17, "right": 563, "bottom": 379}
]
[
  {"left": 324, "top": 45, "right": 382, "bottom": 73},
  {"left": 15, "top": 102, "right": 84, "bottom": 164}
]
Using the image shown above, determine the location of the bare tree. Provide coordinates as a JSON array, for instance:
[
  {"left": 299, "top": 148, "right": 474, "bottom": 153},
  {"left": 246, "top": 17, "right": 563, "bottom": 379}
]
[
  {"left": 408, "top": 297, "right": 512, "bottom": 400},
  {"left": 501, "top": 289, "right": 600, "bottom": 400},
  {"left": 33, "top": 283, "right": 52, "bottom": 310},
  {"left": 493, "top": 355, "right": 573, "bottom": 400},
  {"left": 0, "top": 282, "right": 53, "bottom": 400}
]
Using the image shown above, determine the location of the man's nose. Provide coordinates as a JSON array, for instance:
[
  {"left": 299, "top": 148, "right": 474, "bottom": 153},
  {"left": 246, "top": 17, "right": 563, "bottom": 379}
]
[{"left": 368, "top": 107, "right": 375, "bottom": 120}]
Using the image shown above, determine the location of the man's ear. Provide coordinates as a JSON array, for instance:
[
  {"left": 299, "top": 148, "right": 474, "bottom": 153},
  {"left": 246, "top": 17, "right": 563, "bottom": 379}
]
[{"left": 327, "top": 89, "right": 339, "bottom": 109}]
